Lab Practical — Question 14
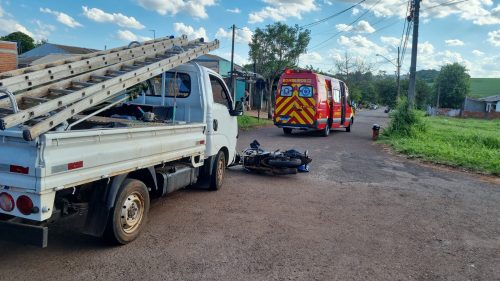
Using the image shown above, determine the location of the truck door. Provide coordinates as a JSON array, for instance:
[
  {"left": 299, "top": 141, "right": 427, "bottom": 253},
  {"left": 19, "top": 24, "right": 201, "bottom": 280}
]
[
  {"left": 340, "top": 81, "right": 347, "bottom": 124},
  {"left": 207, "top": 73, "right": 238, "bottom": 164},
  {"left": 325, "top": 79, "right": 333, "bottom": 126}
]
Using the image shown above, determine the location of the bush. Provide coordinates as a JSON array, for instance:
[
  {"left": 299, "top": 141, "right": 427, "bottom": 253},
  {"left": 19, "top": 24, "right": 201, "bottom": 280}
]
[{"left": 383, "top": 98, "right": 425, "bottom": 137}]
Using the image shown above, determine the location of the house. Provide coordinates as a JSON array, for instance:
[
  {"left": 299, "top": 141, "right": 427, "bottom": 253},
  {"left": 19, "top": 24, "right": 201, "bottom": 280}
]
[
  {"left": 0, "top": 41, "right": 17, "bottom": 73},
  {"left": 18, "top": 43, "right": 99, "bottom": 67},
  {"left": 195, "top": 54, "right": 265, "bottom": 109},
  {"left": 463, "top": 95, "right": 500, "bottom": 119}
]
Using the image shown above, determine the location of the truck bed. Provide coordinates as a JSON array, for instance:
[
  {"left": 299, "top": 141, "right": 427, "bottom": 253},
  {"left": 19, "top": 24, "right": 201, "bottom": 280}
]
[{"left": 0, "top": 123, "right": 206, "bottom": 194}]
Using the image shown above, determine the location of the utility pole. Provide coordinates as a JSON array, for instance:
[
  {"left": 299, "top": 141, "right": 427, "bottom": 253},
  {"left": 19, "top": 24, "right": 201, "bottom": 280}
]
[
  {"left": 150, "top": 29, "right": 156, "bottom": 40},
  {"left": 229, "top": 24, "right": 236, "bottom": 100},
  {"left": 407, "top": 0, "right": 421, "bottom": 109},
  {"left": 397, "top": 46, "right": 401, "bottom": 100}
]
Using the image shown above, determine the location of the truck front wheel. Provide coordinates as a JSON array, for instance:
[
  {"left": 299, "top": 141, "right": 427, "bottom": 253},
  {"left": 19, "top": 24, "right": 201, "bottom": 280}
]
[
  {"left": 105, "top": 179, "right": 150, "bottom": 244},
  {"left": 209, "top": 150, "right": 226, "bottom": 191}
]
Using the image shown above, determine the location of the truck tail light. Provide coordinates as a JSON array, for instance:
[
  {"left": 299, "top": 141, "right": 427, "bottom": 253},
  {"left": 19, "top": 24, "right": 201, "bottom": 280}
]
[
  {"left": 0, "top": 192, "right": 15, "bottom": 212},
  {"left": 10, "top": 165, "right": 29, "bottom": 174},
  {"left": 16, "top": 195, "right": 34, "bottom": 215}
]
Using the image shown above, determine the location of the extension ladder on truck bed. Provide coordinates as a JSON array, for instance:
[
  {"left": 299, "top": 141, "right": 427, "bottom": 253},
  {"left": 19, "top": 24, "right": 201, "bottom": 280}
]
[{"left": 0, "top": 35, "right": 219, "bottom": 141}]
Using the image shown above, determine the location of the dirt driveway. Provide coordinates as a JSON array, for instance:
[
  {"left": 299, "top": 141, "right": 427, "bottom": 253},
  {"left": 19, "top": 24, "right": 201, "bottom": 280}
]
[{"left": 0, "top": 109, "right": 498, "bottom": 281}]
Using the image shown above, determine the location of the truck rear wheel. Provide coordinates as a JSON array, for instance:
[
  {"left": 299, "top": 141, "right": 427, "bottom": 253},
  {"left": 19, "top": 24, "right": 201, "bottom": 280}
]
[
  {"left": 105, "top": 179, "right": 150, "bottom": 244},
  {"left": 346, "top": 118, "right": 353, "bottom": 132},
  {"left": 209, "top": 150, "right": 226, "bottom": 191},
  {"left": 283, "top": 128, "right": 293, "bottom": 135}
]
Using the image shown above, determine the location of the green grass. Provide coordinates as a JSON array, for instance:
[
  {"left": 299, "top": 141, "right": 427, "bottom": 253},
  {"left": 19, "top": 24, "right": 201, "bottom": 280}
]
[
  {"left": 380, "top": 116, "right": 500, "bottom": 176},
  {"left": 470, "top": 78, "right": 500, "bottom": 98},
  {"left": 237, "top": 114, "right": 273, "bottom": 130}
]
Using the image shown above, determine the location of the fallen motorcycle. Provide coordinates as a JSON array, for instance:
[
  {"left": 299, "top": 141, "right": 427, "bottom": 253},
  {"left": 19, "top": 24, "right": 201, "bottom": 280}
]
[{"left": 239, "top": 140, "right": 312, "bottom": 175}]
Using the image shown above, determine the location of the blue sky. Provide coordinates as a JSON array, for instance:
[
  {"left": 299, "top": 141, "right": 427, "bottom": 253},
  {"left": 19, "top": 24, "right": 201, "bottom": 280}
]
[{"left": 0, "top": 0, "right": 499, "bottom": 77}]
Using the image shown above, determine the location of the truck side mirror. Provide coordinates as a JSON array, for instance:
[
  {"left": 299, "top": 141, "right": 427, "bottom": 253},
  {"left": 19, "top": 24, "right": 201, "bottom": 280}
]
[{"left": 230, "top": 101, "right": 244, "bottom": 116}]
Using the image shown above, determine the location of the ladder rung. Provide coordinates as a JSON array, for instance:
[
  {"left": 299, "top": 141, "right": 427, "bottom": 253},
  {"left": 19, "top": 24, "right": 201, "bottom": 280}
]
[
  {"left": 72, "top": 81, "right": 95, "bottom": 87},
  {"left": 91, "top": 75, "right": 114, "bottom": 80},
  {"left": 23, "top": 96, "right": 50, "bottom": 103},
  {"left": 108, "top": 70, "right": 128, "bottom": 75},
  {"left": 49, "top": 88, "right": 74, "bottom": 95}
]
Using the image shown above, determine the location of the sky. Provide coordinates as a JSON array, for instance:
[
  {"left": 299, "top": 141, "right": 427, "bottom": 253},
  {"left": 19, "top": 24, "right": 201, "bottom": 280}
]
[{"left": 0, "top": 0, "right": 499, "bottom": 77}]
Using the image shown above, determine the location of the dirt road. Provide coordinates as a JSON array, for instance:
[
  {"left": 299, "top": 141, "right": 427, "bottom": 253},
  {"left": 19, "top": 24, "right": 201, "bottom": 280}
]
[{"left": 0, "top": 110, "right": 499, "bottom": 281}]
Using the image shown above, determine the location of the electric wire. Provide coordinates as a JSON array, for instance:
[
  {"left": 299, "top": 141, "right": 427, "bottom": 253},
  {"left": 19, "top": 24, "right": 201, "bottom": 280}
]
[{"left": 300, "top": 0, "right": 368, "bottom": 29}]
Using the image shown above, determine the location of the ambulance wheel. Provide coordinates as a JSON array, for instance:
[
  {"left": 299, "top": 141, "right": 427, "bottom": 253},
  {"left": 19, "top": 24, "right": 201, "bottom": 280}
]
[
  {"left": 209, "top": 150, "right": 226, "bottom": 191},
  {"left": 346, "top": 118, "right": 353, "bottom": 132},
  {"left": 321, "top": 125, "right": 330, "bottom": 137},
  {"left": 283, "top": 128, "right": 293, "bottom": 135},
  {"left": 105, "top": 179, "right": 150, "bottom": 245}
]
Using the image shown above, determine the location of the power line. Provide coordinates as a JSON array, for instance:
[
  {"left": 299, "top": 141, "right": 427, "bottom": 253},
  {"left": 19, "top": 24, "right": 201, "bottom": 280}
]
[
  {"left": 300, "top": 0, "right": 368, "bottom": 29},
  {"left": 309, "top": 0, "right": 383, "bottom": 51}
]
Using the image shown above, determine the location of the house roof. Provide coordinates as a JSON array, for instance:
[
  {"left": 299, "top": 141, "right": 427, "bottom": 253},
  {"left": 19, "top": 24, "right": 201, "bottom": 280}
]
[
  {"left": 49, "top": 43, "right": 98, "bottom": 54},
  {"left": 479, "top": 95, "right": 500, "bottom": 102}
]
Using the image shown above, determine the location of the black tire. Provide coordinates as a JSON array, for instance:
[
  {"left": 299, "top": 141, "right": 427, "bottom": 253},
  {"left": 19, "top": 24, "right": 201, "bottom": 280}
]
[
  {"left": 346, "top": 118, "right": 353, "bottom": 132},
  {"left": 209, "top": 150, "right": 226, "bottom": 191},
  {"left": 283, "top": 128, "right": 293, "bottom": 135},
  {"left": 321, "top": 124, "right": 330, "bottom": 137},
  {"left": 105, "top": 179, "right": 150, "bottom": 245},
  {"left": 267, "top": 158, "right": 303, "bottom": 168}
]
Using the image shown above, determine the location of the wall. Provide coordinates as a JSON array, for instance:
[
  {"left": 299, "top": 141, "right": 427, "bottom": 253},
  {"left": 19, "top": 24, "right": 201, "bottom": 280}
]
[
  {"left": 463, "top": 97, "right": 485, "bottom": 112},
  {"left": 462, "top": 111, "right": 500, "bottom": 119},
  {"left": 0, "top": 41, "right": 17, "bottom": 73}
]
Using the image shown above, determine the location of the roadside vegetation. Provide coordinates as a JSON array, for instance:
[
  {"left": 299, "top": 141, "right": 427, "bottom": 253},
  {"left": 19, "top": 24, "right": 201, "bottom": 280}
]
[
  {"left": 381, "top": 104, "right": 500, "bottom": 175},
  {"left": 237, "top": 114, "right": 273, "bottom": 130}
]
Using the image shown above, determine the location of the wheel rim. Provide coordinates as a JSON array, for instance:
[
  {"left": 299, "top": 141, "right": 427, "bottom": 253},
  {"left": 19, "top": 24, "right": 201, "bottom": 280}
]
[
  {"left": 216, "top": 155, "right": 225, "bottom": 183},
  {"left": 120, "top": 192, "right": 145, "bottom": 234}
]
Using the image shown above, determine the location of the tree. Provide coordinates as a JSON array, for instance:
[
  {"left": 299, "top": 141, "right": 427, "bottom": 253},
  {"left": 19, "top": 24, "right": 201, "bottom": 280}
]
[
  {"left": 375, "top": 78, "right": 397, "bottom": 108},
  {"left": 434, "top": 63, "right": 470, "bottom": 108},
  {"left": 249, "top": 22, "right": 311, "bottom": 118},
  {"left": 0, "top": 32, "right": 36, "bottom": 54}
]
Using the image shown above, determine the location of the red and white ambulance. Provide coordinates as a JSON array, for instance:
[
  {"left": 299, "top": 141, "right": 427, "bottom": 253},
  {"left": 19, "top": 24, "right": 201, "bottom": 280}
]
[{"left": 274, "top": 69, "right": 354, "bottom": 136}]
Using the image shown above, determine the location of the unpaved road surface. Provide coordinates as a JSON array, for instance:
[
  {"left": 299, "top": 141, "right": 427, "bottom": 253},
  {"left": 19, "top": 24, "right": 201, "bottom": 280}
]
[{"left": 0, "top": 109, "right": 499, "bottom": 281}]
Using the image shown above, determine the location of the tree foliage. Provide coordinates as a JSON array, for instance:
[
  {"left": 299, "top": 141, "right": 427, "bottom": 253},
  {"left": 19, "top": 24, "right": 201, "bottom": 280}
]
[
  {"left": 434, "top": 63, "right": 470, "bottom": 108},
  {"left": 0, "top": 32, "right": 35, "bottom": 54},
  {"left": 249, "top": 22, "right": 311, "bottom": 118}
]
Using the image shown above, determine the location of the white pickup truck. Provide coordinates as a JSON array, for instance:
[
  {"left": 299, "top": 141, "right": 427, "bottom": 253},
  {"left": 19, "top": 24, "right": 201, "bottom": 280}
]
[{"left": 0, "top": 62, "right": 242, "bottom": 247}]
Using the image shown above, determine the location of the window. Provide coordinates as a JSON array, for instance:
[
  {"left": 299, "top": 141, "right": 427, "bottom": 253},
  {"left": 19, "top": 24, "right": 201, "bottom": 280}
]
[
  {"left": 165, "top": 72, "right": 191, "bottom": 98},
  {"left": 333, "top": 89, "right": 340, "bottom": 103},
  {"left": 299, "top": 85, "right": 313, "bottom": 98},
  {"left": 280, "top": 85, "right": 293, "bottom": 97},
  {"left": 209, "top": 74, "right": 232, "bottom": 108}
]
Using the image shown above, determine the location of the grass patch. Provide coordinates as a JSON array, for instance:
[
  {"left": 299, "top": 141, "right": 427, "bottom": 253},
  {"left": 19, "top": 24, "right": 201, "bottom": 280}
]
[
  {"left": 380, "top": 116, "right": 500, "bottom": 176},
  {"left": 237, "top": 114, "right": 273, "bottom": 130},
  {"left": 470, "top": 78, "right": 500, "bottom": 98}
]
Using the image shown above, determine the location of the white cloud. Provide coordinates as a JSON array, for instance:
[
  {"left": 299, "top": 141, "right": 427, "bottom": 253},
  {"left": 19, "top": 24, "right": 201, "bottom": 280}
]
[
  {"left": 40, "top": 8, "right": 82, "bottom": 28},
  {"left": 299, "top": 52, "right": 323, "bottom": 67},
  {"left": 445, "top": 39, "right": 464, "bottom": 46},
  {"left": 211, "top": 50, "right": 249, "bottom": 66},
  {"left": 335, "top": 20, "right": 375, "bottom": 34},
  {"left": 472, "top": 50, "right": 484, "bottom": 56},
  {"left": 248, "top": 0, "right": 317, "bottom": 24},
  {"left": 380, "top": 36, "right": 400, "bottom": 47},
  {"left": 226, "top": 8, "right": 241, "bottom": 14},
  {"left": 32, "top": 20, "right": 56, "bottom": 41},
  {"left": 215, "top": 26, "right": 253, "bottom": 44},
  {"left": 337, "top": 35, "right": 387, "bottom": 56},
  {"left": 135, "top": 0, "right": 215, "bottom": 19},
  {"left": 173, "top": 22, "right": 208, "bottom": 40},
  {"left": 323, "top": 0, "right": 333, "bottom": 5},
  {"left": 487, "top": 29, "right": 500, "bottom": 47},
  {"left": 82, "top": 6, "right": 144, "bottom": 29},
  {"left": 116, "top": 30, "right": 151, "bottom": 42},
  {"left": 352, "top": 7, "right": 360, "bottom": 16},
  {"left": 0, "top": 4, "right": 33, "bottom": 37},
  {"left": 418, "top": 41, "right": 435, "bottom": 55}
]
